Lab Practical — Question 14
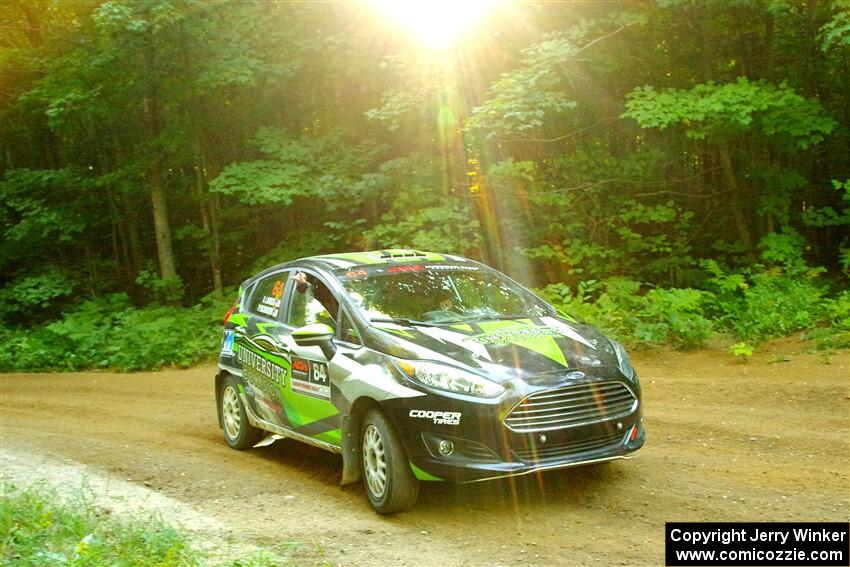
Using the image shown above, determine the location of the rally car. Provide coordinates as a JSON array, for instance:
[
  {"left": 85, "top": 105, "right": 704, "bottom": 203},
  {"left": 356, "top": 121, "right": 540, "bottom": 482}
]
[{"left": 216, "top": 249, "right": 645, "bottom": 513}]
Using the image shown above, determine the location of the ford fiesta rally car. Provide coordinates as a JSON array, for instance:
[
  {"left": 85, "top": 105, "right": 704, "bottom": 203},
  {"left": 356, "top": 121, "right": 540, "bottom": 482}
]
[{"left": 216, "top": 249, "right": 645, "bottom": 513}]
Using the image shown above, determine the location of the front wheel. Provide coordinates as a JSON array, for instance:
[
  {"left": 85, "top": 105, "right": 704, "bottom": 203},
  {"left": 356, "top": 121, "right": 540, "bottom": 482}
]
[
  {"left": 361, "top": 409, "right": 419, "bottom": 514},
  {"left": 219, "top": 375, "right": 263, "bottom": 450}
]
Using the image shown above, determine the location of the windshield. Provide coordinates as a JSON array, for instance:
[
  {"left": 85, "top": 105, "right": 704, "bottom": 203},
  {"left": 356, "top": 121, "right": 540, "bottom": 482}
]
[{"left": 336, "top": 263, "right": 553, "bottom": 324}]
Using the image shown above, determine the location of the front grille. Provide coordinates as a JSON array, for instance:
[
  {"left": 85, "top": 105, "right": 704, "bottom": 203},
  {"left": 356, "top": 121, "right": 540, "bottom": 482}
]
[
  {"left": 504, "top": 381, "right": 637, "bottom": 433},
  {"left": 512, "top": 429, "right": 623, "bottom": 462}
]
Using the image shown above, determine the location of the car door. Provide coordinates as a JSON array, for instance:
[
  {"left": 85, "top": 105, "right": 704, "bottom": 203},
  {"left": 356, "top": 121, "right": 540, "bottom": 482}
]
[
  {"left": 279, "top": 268, "right": 362, "bottom": 447},
  {"left": 235, "top": 270, "right": 293, "bottom": 428}
]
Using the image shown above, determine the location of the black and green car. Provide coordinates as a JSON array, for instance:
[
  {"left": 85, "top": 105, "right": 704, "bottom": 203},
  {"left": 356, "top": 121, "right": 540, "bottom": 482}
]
[{"left": 216, "top": 249, "right": 645, "bottom": 513}]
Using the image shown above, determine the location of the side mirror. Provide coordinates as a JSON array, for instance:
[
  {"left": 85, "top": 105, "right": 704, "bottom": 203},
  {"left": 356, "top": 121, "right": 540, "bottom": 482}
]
[{"left": 292, "top": 323, "right": 337, "bottom": 360}]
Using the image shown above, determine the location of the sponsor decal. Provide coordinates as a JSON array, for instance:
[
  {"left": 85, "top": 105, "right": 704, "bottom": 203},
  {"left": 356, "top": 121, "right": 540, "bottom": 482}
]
[
  {"left": 388, "top": 264, "right": 425, "bottom": 273},
  {"left": 290, "top": 356, "right": 331, "bottom": 400},
  {"left": 256, "top": 295, "right": 280, "bottom": 318},
  {"left": 425, "top": 264, "right": 479, "bottom": 271},
  {"left": 409, "top": 409, "right": 462, "bottom": 425},
  {"left": 418, "top": 326, "right": 493, "bottom": 361},
  {"left": 540, "top": 316, "right": 597, "bottom": 349},
  {"left": 468, "top": 325, "right": 563, "bottom": 346},
  {"left": 237, "top": 344, "right": 287, "bottom": 400},
  {"left": 271, "top": 280, "right": 284, "bottom": 299},
  {"left": 221, "top": 330, "right": 235, "bottom": 354},
  {"left": 345, "top": 269, "right": 368, "bottom": 279}
]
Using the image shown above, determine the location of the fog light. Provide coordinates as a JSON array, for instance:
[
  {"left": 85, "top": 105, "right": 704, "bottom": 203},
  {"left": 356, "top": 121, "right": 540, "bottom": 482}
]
[{"left": 437, "top": 439, "right": 454, "bottom": 456}]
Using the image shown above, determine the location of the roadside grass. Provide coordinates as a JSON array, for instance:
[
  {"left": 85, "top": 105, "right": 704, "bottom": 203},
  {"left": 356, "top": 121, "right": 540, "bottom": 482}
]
[
  {"left": 1, "top": 481, "right": 200, "bottom": 566},
  {"left": 0, "top": 483, "right": 295, "bottom": 566}
]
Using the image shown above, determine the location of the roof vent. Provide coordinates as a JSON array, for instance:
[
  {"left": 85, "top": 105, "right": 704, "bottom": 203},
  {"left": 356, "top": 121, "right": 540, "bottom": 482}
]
[{"left": 379, "top": 249, "right": 427, "bottom": 259}]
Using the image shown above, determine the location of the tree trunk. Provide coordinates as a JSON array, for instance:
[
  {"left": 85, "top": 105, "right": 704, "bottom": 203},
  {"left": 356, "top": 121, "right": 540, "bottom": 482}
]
[
  {"left": 209, "top": 193, "right": 224, "bottom": 297},
  {"left": 121, "top": 190, "right": 142, "bottom": 277},
  {"left": 18, "top": 1, "right": 44, "bottom": 47},
  {"left": 143, "top": 34, "right": 177, "bottom": 280},
  {"left": 718, "top": 143, "right": 753, "bottom": 248},
  {"left": 193, "top": 161, "right": 223, "bottom": 297},
  {"left": 149, "top": 166, "right": 177, "bottom": 279}
]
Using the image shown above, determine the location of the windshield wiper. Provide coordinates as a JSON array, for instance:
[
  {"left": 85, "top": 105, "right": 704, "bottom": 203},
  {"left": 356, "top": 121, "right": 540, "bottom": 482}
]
[
  {"left": 437, "top": 313, "right": 537, "bottom": 324},
  {"left": 370, "top": 316, "right": 438, "bottom": 328},
  {"left": 474, "top": 314, "right": 537, "bottom": 321}
]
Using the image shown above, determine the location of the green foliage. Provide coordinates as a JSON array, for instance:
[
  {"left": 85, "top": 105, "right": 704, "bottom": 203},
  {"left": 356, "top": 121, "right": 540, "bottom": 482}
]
[
  {"left": 803, "top": 290, "right": 850, "bottom": 350},
  {"left": 0, "top": 293, "right": 231, "bottom": 372},
  {"left": 539, "top": 232, "right": 844, "bottom": 350},
  {"left": 541, "top": 279, "right": 714, "bottom": 349},
  {"left": 468, "top": 34, "right": 579, "bottom": 138},
  {"left": 1, "top": 0, "right": 849, "bottom": 369},
  {"left": 0, "top": 169, "right": 93, "bottom": 275},
  {"left": 485, "top": 149, "right": 696, "bottom": 285},
  {"left": 818, "top": 1, "right": 850, "bottom": 52},
  {"left": 825, "top": 290, "right": 850, "bottom": 331},
  {"left": 250, "top": 232, "right": 339, "bottom": 274},
  {"left": 0, "top": 169, "right": 88, "bottom": 244},
  {"left": 364, "top": 202, "right": 481, "bottom": 255},
  {"left": 0, "top": 268, "right": 75, "bottom": 323},
  {"left": 703, "top": 234, "right": 831, "bottom": 342},
  {"left": 751, "top": 165, "right": 809, "bottom": 230},
  {"left": 358, "top": 154, "right": 482, "bottom": 255},
  {"left": 365, "top": 89, "right": 426, "bottom": 131},
  {"left": 729, "top": 342, "right": 754, "bottom": 360},
  {"left": 515, "top": 148, "right": 698, "bottom": 284},
  {"left": 468, "top": 11, "right": 646, "bottom": 139},
  {"left": 0, "top": 483, "right": 199, "bottom": 566},
  {"left": 211, "top": 129, "right": 386, "bottom": 207},
  {"left": 803, "top": 180, "right": 850, "bottom": 273},
  {"left": 135, "top": 268, "right": 185, "bottom": 304},
  {"left": 624, "top": 78, "right": 836, "bottom": 149}
]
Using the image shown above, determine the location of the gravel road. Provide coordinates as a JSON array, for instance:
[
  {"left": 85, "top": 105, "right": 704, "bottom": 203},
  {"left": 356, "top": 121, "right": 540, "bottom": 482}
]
[{"left": 1, "top": 339, "right": 847, "bottom": 566}]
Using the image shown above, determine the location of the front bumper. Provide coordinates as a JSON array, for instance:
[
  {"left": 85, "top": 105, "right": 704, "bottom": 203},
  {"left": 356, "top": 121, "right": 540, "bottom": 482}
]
[
  {"left": 414, "top": 417, "right": 644, "bottom": 482},
  {"left": 382, "top": 376, "right": 646, "bottom": 483}
]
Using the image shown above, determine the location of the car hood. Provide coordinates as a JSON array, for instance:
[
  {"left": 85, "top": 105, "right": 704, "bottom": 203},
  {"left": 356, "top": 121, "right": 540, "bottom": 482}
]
[{"left": 365, "top": 316, "right": 622, "bottom": 385}]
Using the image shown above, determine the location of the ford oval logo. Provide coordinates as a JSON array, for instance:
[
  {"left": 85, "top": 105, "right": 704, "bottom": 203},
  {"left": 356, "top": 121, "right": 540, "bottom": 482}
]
[{"left": 565, "top": 371, "right": 585, "bottom": 380}]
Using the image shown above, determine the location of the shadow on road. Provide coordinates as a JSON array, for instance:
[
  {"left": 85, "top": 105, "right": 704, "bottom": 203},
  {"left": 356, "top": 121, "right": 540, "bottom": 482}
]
[{"left": 244, "top": 435, "right": 636, "bottom": 513}]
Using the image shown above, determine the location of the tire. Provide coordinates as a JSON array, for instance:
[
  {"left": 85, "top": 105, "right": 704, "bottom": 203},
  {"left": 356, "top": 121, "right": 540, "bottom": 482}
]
[
  {"left": 219, "top": 375, "right": 263, "bottom": 450},
  {"left": 360, "top": 409, "right": 419, "bottom": 514}
]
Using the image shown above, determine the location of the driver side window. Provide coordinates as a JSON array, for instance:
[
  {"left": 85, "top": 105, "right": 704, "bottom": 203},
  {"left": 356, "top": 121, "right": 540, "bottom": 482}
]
[{"left": 287, "top": 273, "right": 337, "bottom": 330}]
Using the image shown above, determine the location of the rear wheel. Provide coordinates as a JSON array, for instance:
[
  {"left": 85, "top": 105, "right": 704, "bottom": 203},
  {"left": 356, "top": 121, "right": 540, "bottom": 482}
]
[
  {"left": 219, "top": 375, "right": 263, "bottom": 450},
  {"left": 360, "top": 409, "right": 419, "bottom": 514}
]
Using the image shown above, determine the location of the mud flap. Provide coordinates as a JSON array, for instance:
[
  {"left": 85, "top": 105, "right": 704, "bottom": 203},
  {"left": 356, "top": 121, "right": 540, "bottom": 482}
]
[
  {"left": 340, "top": 414, "right": 361, "bottom": 485},
  {"left": 253, "top": 434, "right": 282, "bottom": 449},
  {"left": 215, "top": 372, "right": 224, "bottom": 428}
]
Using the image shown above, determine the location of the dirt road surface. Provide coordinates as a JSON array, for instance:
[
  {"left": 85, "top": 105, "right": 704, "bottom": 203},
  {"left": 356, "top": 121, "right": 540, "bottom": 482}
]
[{"left": 2, "top": 339, "right": 848, "bottom": 566}]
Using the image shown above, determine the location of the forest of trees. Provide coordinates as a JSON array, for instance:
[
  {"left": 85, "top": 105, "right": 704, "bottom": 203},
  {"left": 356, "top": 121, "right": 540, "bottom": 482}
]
[{"left": 1, "top": 0, "right": 848, "bottom": 370}]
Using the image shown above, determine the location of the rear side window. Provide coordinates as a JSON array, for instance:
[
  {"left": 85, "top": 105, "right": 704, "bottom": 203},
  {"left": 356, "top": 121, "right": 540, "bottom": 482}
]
[{"left": 248, "top": 272, "right": 288, "bottom": 319}]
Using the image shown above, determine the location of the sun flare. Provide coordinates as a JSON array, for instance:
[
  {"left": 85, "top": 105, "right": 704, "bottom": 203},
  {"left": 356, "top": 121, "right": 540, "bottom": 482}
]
[{"left": 368, "top": 0, "right": 503, "bottom": 50}]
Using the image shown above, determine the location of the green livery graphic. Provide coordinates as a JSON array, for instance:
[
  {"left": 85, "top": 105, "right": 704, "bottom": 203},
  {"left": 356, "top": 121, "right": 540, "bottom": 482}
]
[{"left": 216, "top": 249, "right": 644, "bottom": 514}]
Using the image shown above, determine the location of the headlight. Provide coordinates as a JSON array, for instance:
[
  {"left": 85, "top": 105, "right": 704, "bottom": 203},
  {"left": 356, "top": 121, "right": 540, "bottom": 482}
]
[
  {"left": 395, "top": 360, "right": 504, "bottom": 398},
  {"left": 610, "top": 340, "right": 636, "bottom": 380}
]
